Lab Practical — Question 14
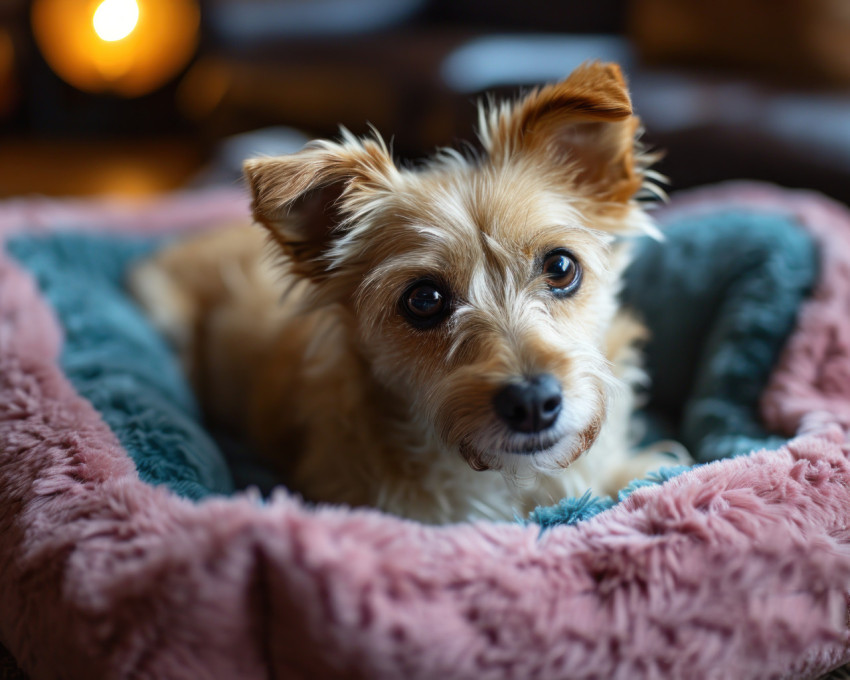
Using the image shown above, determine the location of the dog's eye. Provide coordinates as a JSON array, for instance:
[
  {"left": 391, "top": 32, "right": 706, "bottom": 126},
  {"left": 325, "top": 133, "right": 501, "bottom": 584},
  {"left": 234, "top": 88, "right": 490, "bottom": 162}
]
[
  {"left": 542, "top": 250, "right": 582, "bottom": 296},
  {"left": 401, "top": 281, "right": 448, "bottom": 328}
]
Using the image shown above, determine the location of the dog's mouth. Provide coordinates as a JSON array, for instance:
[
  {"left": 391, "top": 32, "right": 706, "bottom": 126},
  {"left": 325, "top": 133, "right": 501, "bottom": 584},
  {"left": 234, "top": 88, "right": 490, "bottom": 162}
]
[
  {"left": 458, "top": 415, "right": 603, "bottom": 472},
  {"left": 499, "top": 431, "right": 566, "bottom": 455},
  {"left": 458, "top": 429, "right": 569, "bottom": 471}
]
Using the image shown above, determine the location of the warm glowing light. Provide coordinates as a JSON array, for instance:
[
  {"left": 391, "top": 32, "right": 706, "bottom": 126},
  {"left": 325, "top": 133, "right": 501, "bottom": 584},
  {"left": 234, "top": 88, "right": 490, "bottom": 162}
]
[
  {"left": 31, "top": 0, "right": 199, "bottom": 97},
  {"left": 93, "top": 0, "right": 140, "bottom": 42}
]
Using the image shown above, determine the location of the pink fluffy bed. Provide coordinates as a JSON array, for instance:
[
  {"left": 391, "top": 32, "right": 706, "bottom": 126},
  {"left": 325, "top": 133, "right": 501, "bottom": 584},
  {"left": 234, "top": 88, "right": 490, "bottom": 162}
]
[{"left": 1, "top": 183, "right": 849, "bottom": 679}]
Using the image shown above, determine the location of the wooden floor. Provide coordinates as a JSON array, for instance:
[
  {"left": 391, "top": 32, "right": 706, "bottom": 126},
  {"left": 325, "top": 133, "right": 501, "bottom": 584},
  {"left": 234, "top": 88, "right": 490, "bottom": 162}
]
[{"left": 0, "top": 138, "right": 204, "bottom": 199}]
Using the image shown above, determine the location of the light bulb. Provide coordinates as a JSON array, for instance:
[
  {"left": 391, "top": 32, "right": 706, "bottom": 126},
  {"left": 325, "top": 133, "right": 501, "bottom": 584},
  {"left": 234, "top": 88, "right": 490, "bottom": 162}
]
[{"left": 93, "top": 0, "right": 139, "bottom": 42}]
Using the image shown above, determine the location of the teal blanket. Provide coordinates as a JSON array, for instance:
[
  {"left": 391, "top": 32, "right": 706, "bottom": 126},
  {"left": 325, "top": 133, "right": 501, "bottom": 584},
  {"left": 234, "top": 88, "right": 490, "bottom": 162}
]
[{"left": 6, "top": 210, "right": 817, "bottom": 520}]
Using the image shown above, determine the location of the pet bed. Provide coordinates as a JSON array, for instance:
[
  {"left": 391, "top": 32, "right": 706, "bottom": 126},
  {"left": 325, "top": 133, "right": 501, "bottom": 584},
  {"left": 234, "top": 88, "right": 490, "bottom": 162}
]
[{"left": 0, "top": 183, "right": 849, "bottom": 679}]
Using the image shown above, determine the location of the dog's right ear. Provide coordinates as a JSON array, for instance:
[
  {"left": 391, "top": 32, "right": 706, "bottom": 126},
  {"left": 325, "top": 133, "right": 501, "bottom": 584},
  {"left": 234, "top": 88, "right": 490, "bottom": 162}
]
[
  {"left": 243, "top": 133, "right": 396, "bottom": 281},
  {"left": 478, "top": 62, "right": 644, "bottom": 204}
]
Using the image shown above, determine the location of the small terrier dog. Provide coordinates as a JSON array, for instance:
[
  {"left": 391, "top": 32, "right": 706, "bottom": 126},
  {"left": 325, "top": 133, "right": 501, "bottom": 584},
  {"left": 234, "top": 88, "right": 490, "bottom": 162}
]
[{"left": 131, "top": 62, "right": 678, "bottom": 524}]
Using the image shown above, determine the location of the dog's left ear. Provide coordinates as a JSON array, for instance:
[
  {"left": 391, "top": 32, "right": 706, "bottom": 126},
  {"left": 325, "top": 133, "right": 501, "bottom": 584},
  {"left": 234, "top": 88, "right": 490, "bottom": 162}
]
[
  {"left": 479, "top": 62, "right": 644, "bottom": 204},
  {"left": 243, "top": 133, "right": 396, "bottom": 281}
]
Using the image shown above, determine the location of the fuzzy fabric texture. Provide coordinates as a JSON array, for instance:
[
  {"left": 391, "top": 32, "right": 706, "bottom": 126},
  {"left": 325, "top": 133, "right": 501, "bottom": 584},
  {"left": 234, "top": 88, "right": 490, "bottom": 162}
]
[
  {"left": 5, "top": 234, "right": 233, "bottom": 500},
  {"left": 0, "top": 184, "right": 849, "bottom": 679},
  {"left": 624, "top": 210, "right": 817, "bottom": 463},
  {"left": 659, "top": 183, "right": 850, "bottom": 442}
]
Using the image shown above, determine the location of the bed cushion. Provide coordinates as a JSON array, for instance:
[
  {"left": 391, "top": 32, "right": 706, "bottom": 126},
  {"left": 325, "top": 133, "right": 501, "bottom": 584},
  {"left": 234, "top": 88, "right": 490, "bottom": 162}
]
[{"left": 0, "top": 183, "right": 848, "bottom": 679}]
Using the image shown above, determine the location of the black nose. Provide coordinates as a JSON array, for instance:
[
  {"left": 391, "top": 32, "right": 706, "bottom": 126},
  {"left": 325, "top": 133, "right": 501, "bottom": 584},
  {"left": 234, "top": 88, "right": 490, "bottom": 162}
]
[{"left": 493, "top": 374, "right": 563, "bottom": 434}]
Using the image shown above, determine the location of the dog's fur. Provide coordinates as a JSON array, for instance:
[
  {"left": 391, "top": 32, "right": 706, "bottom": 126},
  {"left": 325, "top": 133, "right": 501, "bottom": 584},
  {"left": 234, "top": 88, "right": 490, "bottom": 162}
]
[{"left": 131, "top": 62, "right": 680, "bottom": 524}]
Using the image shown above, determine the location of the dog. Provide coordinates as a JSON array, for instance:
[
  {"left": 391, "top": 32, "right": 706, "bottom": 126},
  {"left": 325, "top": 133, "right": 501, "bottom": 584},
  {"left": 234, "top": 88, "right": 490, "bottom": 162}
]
[{"left": 130, "top": 62, "right": 683, "bottom": 524}]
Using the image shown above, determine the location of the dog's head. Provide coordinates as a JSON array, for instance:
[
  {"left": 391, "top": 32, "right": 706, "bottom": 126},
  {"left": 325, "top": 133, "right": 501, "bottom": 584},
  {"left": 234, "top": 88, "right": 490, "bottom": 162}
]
[{"left": 244, "top": 62, "right": 659, "bottom": 477}]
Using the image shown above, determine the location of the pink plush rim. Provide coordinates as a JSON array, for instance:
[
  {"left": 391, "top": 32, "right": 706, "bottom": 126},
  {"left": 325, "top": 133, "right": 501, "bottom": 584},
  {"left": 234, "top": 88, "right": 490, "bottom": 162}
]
[{"left": 0, "top": 183, "right": 849, "bottom": 679}]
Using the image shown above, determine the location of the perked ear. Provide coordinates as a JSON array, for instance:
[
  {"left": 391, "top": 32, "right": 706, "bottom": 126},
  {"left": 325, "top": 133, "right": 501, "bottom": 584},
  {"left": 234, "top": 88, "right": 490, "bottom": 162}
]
[
  {"left": 478, "top": 62, "right": 646, "bottom": 203},
  {"left": 243, "top": 131, "right": 396, "bottom": 280}
]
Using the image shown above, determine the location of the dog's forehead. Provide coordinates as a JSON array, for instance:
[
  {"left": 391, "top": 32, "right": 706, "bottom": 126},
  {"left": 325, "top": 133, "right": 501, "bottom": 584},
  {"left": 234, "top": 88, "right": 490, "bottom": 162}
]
[{"left": 390, "top": 164, "right": 608, "bottom": 265}]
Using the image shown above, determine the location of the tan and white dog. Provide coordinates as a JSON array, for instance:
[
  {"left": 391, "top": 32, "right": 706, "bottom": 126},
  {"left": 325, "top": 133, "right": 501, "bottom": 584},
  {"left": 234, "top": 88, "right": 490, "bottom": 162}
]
[{"left": 131, "top": 62, "right": 679, "bottom": 524}]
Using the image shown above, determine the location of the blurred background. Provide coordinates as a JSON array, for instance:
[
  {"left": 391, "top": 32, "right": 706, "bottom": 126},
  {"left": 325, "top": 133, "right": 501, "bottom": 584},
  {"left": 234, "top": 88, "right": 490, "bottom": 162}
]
[{"left": 2, "top": 0, "right": 850, "bottom": 203}]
